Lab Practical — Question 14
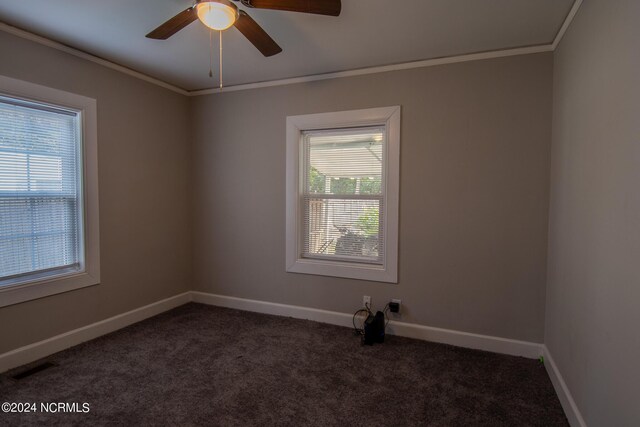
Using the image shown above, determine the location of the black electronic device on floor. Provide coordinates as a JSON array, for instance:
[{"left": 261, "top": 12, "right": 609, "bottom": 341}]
[{"left": 363, "top": 311, "right": 386, "bottom": 345}]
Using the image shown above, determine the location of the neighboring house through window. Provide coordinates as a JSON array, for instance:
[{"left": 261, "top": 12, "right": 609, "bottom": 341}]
[{"left": 286, "top": 106, "right": 400, "bottom": 283}]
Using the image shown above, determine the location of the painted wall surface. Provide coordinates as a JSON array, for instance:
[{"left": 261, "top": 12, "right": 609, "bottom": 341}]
[
  {"left": 191, "top": 53, "right": 553, "bottom": 342},
  {"left": 0, "top": 32, "right": 192, "bottom": 353},
  {"left": 546, "top": 0, "right": 640, "bottom": 425}
]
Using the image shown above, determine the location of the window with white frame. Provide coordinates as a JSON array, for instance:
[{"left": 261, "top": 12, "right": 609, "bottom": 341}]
[
  {"left": 286, "top": 107, "right": 400, "bottom": 283},
  {"left": 0, "top": 75, "right": 99, "bottom": 307}
]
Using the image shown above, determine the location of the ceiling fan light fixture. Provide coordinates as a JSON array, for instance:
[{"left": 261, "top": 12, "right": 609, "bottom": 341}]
[{"left": 196, "top": 0, "right": 239, "bottom": 31}]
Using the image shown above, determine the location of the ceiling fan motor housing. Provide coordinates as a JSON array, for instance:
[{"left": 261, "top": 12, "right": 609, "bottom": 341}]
[{"left": 196, "top": 0, "right": 239, "bottom": 31}]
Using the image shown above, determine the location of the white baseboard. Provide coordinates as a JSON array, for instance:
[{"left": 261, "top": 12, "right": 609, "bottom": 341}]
[
  {"left": 543, "top": 346, "right": 587, "bottom": 427},
  {"left": 0, "top": 292, "right": 191, "bottom": 373},
  {"left": 191, "top": 291, "right": 354, "bottom": 328},
  {"left": 386, "top": 320, "right": 542, "bottom": 359},
  {"left": 191, "top": 291, "right": 543, "bottom": 359},
  {"left": 0, "top": 290, "right": 544, "bottom": 376}
]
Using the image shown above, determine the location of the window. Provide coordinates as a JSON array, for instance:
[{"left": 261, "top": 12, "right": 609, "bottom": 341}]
[
  {"left": 302, "top": 127, "right": 384, "bottom": 264},
  {"left": 0, "top": 75, "right": 99, "bottom": 307},
  {"left": 286, "top": 107, "right": 400, "bottom": 283}
]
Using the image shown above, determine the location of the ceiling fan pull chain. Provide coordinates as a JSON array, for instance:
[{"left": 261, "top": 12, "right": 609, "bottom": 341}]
[
  {"left": 208, "top": 28, "right": 213, "bottom": 78},
  {"left": 219, "top": 30, "right": 223, "bottom": 90}
]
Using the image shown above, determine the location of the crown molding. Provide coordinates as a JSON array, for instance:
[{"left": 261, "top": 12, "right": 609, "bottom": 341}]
[
  {"left": 190, "top": 44, "right": 553, "bottom": 96},
  {"left": 0, "top": 0, "right": 582, "bottom": 97},
  {"left": 552, "top": 0, "right": 583, "bottom": 51},
  {"left": 0, "top": 21, "right": 189, "bottom": 96}
]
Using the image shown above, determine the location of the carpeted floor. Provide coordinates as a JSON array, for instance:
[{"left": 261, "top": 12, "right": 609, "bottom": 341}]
[{"left": 0, "top": 303, "right": 567, "bottom": 426}]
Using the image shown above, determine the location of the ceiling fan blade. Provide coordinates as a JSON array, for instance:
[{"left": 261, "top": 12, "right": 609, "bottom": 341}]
[
  {"left": 146, "top": 7, "right": 198, "bottom": 39},
  {"left": 234, "top": 10, "right": 283, "bottom": 57},
  {"left": 240, "top": 0, "right": 341, "bottom": 16}
]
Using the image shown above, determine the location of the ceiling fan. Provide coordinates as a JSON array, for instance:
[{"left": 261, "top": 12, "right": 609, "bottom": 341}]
[{"left": 146, "top": 0, "right": 342, "bottom": 57}]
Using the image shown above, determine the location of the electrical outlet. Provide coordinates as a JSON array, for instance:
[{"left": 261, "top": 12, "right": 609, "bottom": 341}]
[
  {"left": 390, "top": 299, "right": 402, "bottom": 313},
  {"left": 363, "top": 295, "right": 371, "bottom": 309}
]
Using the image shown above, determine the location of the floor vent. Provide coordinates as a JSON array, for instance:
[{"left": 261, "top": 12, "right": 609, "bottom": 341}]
[{"left": 12, "top": 362, "right": 57, "bottom": 380}]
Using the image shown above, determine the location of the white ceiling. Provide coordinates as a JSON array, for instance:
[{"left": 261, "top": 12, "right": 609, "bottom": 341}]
[{"left": 0, "top": 0, "right": 574, "bottom": 91}]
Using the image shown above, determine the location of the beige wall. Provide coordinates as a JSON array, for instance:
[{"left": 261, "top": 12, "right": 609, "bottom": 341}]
[
  {"left": 546, "top": 0, "right": 640, "bottom": 425},
  {"left": 0, "top": 32, "right": 192, "bottom": 353},
  {"left": 191, "top": 53, "right": 553, "bottom": 342}
]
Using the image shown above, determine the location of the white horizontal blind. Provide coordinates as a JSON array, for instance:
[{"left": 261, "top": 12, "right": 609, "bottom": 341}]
[
  {"left": 0, "top": 95, "right": 83, "bottom": 284},
  {"left": 302, "top": 126, "right": 385, "bottom": 264}
]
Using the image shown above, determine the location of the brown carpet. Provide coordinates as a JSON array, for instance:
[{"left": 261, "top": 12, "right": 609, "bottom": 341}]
[{"left": 0, "top": 303, "right": 567, "bottom": 426}]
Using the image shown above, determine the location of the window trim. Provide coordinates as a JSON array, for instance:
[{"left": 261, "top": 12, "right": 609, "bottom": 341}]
[
  {"left": 0, "top": 75, "right": 100, "bottom": 307},
  {"left": 286, "top": 106, "right": 400, "bottom": 283}
]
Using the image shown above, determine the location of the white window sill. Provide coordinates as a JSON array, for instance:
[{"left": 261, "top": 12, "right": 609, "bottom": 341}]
[
  {"left": 0, "top": 270, "right": 100, "bottom": 308},
  {"left": 287, "top": 258, "right": 397, "bottom": 283}
]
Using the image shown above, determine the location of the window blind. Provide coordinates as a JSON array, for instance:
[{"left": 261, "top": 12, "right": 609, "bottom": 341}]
[
  {"left": 0, "top": 95, "right": 83, "bottom": 284},
  {"left": 302, "top": 126, "right": 385, "bottom": 265}
]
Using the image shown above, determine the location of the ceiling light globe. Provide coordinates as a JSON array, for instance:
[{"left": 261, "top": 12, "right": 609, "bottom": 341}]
[{"left": 196, "top": 0, "right": 238, "bottom": 31}]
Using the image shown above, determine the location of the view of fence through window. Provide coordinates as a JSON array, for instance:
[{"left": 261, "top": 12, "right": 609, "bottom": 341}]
[
  {"left": 302, "top": 126, "right": 385, "bottom": 264},
  {"left": 0, "top": 96, "right": 82, "bottom": 282}
]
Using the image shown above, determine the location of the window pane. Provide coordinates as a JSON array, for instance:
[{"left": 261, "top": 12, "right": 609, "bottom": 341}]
[
  {"left": 0, "top": 152, "right": 28, "bottom": 191},
  {"left": 302, "top": 126, "right": 385, "bottom": 265},
  {"left": 305, "top": 127, "right": 384, "bottom": 196},
  {"left": 0, "top": 96, "right": 82, "bottom": 282},
  {"left": 303, "top": 197, "right": 382, "bottom": 263}
]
